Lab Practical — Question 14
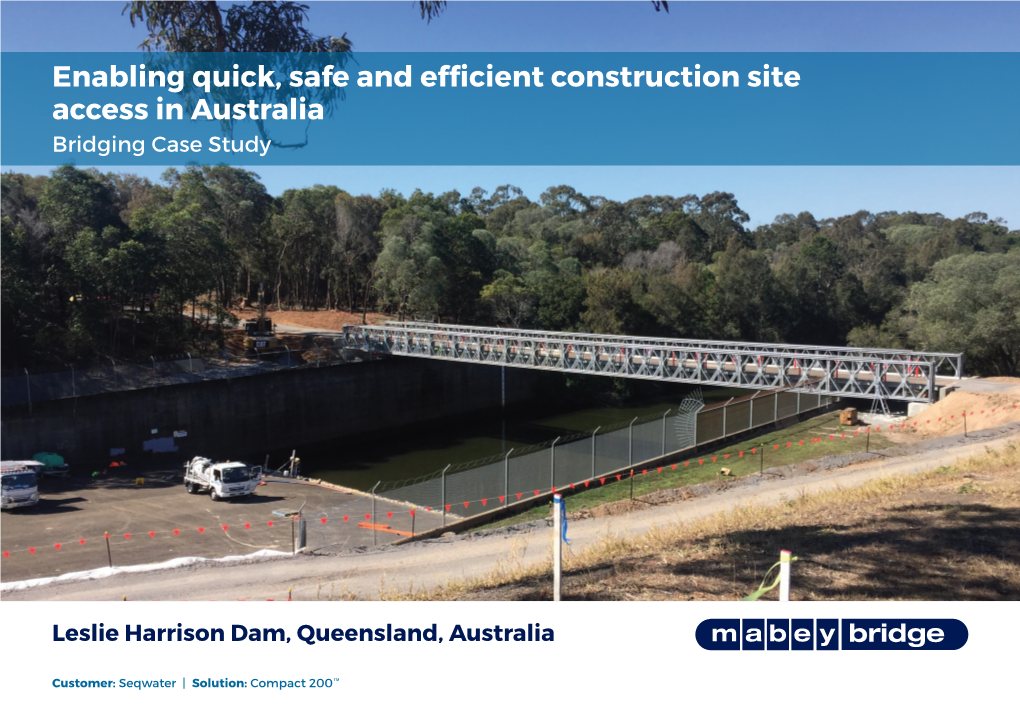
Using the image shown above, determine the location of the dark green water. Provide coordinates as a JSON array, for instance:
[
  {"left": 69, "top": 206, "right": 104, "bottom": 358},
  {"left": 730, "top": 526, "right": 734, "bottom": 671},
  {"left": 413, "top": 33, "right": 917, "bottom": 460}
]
[{"left": 295, "top": 386, "right": 741, "bottom": 491}]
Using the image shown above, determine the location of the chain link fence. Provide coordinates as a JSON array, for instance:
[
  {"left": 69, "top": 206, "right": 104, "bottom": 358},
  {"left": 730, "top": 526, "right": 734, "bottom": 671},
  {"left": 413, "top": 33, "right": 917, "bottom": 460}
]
[
  {"left": 375, "top": 389, "right": 834, "bottom": 520},
  {"left": 1, "top": 340, "right": 353, "bottom": 407}
]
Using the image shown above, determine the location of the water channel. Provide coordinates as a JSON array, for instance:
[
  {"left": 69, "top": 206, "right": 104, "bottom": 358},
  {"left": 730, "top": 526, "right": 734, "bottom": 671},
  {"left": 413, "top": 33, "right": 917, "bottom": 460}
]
[{"left": 294, "top": 384, "right": 743, "bottom": 492}]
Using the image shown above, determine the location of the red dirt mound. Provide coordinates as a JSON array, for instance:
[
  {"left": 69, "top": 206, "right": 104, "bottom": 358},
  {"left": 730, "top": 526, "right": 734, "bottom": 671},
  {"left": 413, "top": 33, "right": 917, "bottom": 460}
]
[
  {"left": 895, "top": 390, "right": 1020, "bottom": 440},
  {"left": 234, "top": 309, "right": 393, "bottom": 332}
]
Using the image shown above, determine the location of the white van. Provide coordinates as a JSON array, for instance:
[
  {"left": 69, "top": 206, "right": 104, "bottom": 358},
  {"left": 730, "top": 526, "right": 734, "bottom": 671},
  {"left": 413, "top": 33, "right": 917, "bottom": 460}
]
[{"left": 1, "top": 461, "right": 43, "bottom": 510}]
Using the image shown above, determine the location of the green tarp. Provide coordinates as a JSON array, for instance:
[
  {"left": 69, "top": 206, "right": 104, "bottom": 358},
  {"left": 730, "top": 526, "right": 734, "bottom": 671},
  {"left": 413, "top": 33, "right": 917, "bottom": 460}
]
[{"left": 32, "top": 452, "right": 65, "bottom": 467}]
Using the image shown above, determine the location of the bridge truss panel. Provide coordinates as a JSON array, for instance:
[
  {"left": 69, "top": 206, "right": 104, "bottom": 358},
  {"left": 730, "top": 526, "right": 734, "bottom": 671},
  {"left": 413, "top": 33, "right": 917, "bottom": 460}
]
[
  {"left": 344, "top": 323, "right": 945, "bottom": 403},
  {"left": 381, "top": 320, "right": 964, "bottom": 379}
]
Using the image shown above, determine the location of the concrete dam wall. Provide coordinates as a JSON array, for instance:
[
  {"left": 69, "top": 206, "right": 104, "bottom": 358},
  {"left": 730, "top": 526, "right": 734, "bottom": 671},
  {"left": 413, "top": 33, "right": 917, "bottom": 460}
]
[{"left": 0, "top": 358, "right": 545, "bottom": 465}]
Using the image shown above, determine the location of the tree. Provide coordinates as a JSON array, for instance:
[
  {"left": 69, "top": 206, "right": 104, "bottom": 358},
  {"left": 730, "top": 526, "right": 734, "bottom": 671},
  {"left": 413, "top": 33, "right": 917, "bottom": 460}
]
[
  {"left": 438, "top": 212, "right": 493, "bottom": 321},
  {"left": 533, "top": 267, "right": 585, "bottom": 331},
  {"left": 39, "top": 166, "right": 122, "bottom": 244},
  {"left": 126, "top": 1, "right": 350, "bottom": 52},
  {"left": 712, "top": 240, "right": 779, "bottom": 341},
  {"left": 333, "top": 192, "right": 384, "bottom": 314},
  {"left": 271, "top": 185, "right": 337, "bottom": 310},
  {"left": 905, "top": 250, "right": 1020, "bottom": 376},
  {"left": 374, "top": 234, "right": 446, "bottom": 321},
  {"left": 641, "top": 261, "right": 715, "bottom": 339},
  {"left": 125, "top": 1, "right": 449, "bottom": 50},
  {"left": 37, "top": 167, "right": 130, "bottom": 355},
  {"left": 540, "top": 185, "right": 592, "bottom": 220},
  {"left": 124, "top": 1, "right": 447, "bottom": 147},
  {"left": 480, "top": 270, "right": 534, "bottom": 327},
  {"left": 7, "top": 168, "right": 1020, "bottom": 374},
  {"left": 129, "top": 176, "right": 233, "bottom": 346},
  {"left": 753, "top": 212, "right": 819, "bottom": 252},
  {"left": 580, "top": 269, "right": 653, "bottom": 335},
  {"left": 2, "top": 173, "right": 53, "bottom": 366},
  {"left": 1, "top": 216, "right": 39, "bottom": 366},
  {"left": 646, "top": 209, "right": 710, "bottom": 263},
  {"left": 775, "top": 235, "right": 862, "bottom": 345},
  {"left": 373, "top": 190, "right": 494, "bottom": 322},
  {"left": 692, "top": 191, "right": 751, "bottom": 259},
  {"left": 486, "top": 189, "right": 534, "bottom": 236},
  {"left": 168, "top": 166, "right": 273, "bottom": 308}
]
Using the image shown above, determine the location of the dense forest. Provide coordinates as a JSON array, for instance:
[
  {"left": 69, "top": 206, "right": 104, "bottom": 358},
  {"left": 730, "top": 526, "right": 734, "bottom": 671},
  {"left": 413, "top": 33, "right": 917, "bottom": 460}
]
[{"left": 2, "top": 166, "right": 1018, "bottom": 375}]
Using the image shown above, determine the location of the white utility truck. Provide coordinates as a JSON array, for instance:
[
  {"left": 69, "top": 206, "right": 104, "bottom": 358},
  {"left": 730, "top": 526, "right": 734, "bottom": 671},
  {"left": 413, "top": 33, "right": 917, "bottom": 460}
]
[
  {"left": 183, "top": 457, "right": 262, "bottom": 501},
  {"left": 1, "top": 460, "right": 43, "bottom": 510}
]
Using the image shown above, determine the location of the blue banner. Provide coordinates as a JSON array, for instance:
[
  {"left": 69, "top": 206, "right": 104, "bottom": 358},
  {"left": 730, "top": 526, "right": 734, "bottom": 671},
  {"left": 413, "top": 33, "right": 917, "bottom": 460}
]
[{"left": 2, "top": 51, "right": 1018, "bottom": 165}]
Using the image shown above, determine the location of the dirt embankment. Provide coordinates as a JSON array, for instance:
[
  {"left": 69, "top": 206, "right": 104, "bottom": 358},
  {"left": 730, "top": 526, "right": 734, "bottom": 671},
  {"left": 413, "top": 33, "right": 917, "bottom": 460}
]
[
  {"left": 891, "top": 389, "right": 1020, "bottom": 441},
  {"left": 233, "top": 308, "right": 393, "bottom": 331}
]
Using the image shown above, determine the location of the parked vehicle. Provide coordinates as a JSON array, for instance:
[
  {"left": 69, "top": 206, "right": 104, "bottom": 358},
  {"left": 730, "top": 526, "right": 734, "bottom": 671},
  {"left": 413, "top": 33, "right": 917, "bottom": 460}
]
[
  {"left": 1, "top": 461, "right": 43, "bottom": 510},
  {"left": 32, "top": 451, "right": 69, "bottom": 478},
  {"left": 183, "top": 457, "right": 262, "bottom": 501},
  {"left": 244, "top": 282, "right": 278, "bottom": 353}
]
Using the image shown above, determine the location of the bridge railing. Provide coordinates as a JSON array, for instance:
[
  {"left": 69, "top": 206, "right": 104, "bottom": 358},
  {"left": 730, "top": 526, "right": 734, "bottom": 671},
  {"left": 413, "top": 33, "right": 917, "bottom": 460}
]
[
  {"left": 343, "top": 324, "right": 940, "bottom": 403},
  {"left": 380, "top": 321, "right": 964, "bottom": 378}
]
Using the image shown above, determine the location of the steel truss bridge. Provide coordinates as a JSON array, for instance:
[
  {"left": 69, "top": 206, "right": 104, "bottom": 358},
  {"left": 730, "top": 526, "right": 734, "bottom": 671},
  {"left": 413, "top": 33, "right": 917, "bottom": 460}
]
[{"left": 341, "top": 321, "right": 963, "bottom": 405}]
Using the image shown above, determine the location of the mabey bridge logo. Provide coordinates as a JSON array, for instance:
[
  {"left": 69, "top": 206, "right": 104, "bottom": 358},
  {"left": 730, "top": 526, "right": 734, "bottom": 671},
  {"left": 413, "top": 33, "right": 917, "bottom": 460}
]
[{"left": 695, "top": 619, "right": 968, "bottom": 651}]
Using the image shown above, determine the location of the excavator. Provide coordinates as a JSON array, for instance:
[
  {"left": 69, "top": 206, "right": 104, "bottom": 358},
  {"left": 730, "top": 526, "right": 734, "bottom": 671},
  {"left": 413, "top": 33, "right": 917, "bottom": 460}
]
[{"left": 243, "top": 282, "right": 279, "bottom": 354}]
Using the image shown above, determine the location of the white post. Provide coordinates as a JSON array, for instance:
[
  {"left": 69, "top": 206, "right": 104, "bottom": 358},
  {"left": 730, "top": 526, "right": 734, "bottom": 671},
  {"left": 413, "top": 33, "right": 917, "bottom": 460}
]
[
  {"left": 504, "top": 448, "right": 514, "bottom": 505},
  {"left": 628, "top": 417, "right": 638, "bottom": 466},
  {"left": 779, "top": 549, "right": 792, "bottom": 602},
  {"left": 550, "top": 437, "right": 560, "bottom": 488},
  {"left": 371, "top": 482, "right": 380, "bottom": 547},
  {"left": 553, "top": 493, "right": 563, "bottom": 602},
  {"left": 441, "top": 464, "right": 451, "bottom": 526}
]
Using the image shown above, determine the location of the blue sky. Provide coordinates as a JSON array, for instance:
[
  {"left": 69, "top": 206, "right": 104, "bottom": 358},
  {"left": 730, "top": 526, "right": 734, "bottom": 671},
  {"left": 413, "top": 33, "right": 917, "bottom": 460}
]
[{"left": 2, "top": 2, "right": 1018, "bottom": 227}]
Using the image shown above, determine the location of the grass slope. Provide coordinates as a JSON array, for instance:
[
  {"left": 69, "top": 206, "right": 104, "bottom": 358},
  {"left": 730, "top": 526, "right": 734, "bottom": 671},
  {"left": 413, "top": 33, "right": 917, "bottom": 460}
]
[{"left": 476, "top": 411, "right": 895, "bottom": 530}]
